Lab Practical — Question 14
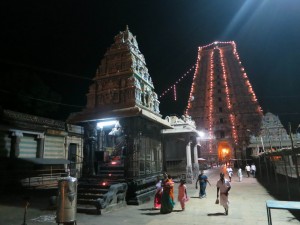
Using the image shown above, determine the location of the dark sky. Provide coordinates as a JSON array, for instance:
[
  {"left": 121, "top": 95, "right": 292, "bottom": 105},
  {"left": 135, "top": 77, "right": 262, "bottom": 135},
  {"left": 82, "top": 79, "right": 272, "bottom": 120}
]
[{"left": 1, "top": 0, "right": 300, "bottom": 130}]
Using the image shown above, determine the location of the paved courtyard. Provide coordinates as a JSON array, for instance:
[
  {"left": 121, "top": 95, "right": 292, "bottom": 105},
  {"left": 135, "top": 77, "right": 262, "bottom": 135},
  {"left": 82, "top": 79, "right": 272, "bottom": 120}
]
[{"left": 0, "top": 167, "right": 299, "bottom": 225}]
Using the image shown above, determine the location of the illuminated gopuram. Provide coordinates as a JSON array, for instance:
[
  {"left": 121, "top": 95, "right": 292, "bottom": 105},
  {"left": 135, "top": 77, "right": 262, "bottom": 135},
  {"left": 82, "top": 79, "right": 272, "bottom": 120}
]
[
  {"left": 186, "top": 41, "right": 263, "bottom": 162},
  {"left": 68, "top": 26, "right": 171, "bottom": 207}
]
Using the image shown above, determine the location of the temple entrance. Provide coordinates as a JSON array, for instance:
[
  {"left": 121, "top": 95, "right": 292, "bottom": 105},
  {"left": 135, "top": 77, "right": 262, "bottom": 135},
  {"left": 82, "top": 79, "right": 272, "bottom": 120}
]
[{"left": 217, "top": 141, "right": 232, "bottom": 164}]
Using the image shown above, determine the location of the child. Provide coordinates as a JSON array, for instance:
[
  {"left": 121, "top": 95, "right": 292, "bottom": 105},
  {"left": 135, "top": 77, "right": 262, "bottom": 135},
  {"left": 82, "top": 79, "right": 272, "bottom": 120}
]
[
  {"left": 178, "top": 179, "right": 188, "bottom": 211},
  {"left": 154, "top": 176, "right": 163, "bottom": 209}
]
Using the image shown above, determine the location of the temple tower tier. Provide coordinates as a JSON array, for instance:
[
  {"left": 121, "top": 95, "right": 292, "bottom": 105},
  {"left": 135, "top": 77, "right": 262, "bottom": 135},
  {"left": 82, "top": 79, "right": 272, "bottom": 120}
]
[{"left": 85, "top": 25, "right": 160, "bottom": 116}]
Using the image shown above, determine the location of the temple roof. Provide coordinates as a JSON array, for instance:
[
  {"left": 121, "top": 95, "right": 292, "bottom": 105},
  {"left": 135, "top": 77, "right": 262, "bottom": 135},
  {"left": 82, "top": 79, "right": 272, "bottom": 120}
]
[
  {"left": 78, "top": 26, "right": 161, "bottom": 121},
  {"left": 67, "top": 106, "right": 172, "bottom": 128}
]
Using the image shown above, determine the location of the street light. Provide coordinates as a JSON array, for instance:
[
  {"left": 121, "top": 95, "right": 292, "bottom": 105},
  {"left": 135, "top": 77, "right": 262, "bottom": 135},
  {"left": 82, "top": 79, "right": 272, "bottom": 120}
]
[{"left": 97, "top": 120, "right": 118, "bottom": 129}]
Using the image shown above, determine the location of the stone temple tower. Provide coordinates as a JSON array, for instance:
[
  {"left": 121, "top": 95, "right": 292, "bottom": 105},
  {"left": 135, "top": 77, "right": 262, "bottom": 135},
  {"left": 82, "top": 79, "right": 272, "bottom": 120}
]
[
  {"left": 185, "top": 41, "right": 263, "bottom": 162},
  {"left": 68, "top": 27, "right": 170, "bottom": 205},
  {"left": 85, "top": 25, "right": 160, "bottom": 117}
]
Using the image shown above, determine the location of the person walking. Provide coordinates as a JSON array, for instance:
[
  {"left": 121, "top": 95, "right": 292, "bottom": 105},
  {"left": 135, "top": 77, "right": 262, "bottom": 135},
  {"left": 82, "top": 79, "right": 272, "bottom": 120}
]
[
  {"left": 237, "top": 167, "right": 243, "bottom": 182},
  {"left": 216, "top": 172, "right": 231, "bottom": 215},
  {"left": 227, "top": 167, "right": 233, "bottom": 182},
  {"left": 195, "top": 170, "right": 211, "bottom": 198},
  {"left": 245, "top": 164, "right": 251, "bottom": 177},
  {"left": 251, "top": 163, "right": 256, "bottom": 178},
  {"left": 177, "top": 179, "right": 188, "bottom": 211},
  {"left": 153, "top": 176, "right": 163, "bottom": 209},
  {"left": 160, "top": 173, "right": 175, "bottom": 214}
]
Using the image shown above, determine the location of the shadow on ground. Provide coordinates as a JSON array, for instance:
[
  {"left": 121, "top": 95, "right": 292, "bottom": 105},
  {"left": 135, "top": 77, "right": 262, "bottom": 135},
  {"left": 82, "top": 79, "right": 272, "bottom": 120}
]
[
  {"left": 0, "top": 187, "right": 56, "bottom": 210},
  {"left": 207, "top": 212, "right": 226, "bottom": 216}
]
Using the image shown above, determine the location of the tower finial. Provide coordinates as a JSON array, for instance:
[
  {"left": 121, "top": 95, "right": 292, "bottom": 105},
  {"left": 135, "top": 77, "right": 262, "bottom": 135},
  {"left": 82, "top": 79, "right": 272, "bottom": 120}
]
[{"left": 126, "top": 25, "right": 129, "bottom": 31}]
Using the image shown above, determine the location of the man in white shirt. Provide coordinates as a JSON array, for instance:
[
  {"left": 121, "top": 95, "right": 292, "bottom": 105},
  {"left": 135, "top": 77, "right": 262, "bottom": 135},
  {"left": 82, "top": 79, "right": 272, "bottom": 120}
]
[
  {"left": 216, "top": 172, "right": 231, "bottom": 215},
  {"left": 226, "top": 167, "right": 233, "bottom": 182},
  {"left": 245, "top": 164, "right": 251, "bottom": 177},
  {"left": 251, "top": 163, "right": 256, "bottom": 178}
]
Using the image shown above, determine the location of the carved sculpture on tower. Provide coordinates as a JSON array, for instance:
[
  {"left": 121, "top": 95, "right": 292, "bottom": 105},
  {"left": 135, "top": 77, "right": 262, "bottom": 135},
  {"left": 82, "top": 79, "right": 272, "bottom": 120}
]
[
  {"left": 185, "top": 41, "right": 263, "bottom": 161},
  {"left": 85, "top": 25, "right": 160, "bottom": 116}
]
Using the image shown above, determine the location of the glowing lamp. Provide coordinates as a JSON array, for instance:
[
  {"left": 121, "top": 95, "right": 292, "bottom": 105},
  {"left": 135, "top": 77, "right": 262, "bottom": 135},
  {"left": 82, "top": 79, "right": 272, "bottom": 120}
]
[
  {"left": 97, "top": 120, "right": 118, "bottom": 129},
  {"left": 198, "top": 131, "right": 205, "bottom": 138}
]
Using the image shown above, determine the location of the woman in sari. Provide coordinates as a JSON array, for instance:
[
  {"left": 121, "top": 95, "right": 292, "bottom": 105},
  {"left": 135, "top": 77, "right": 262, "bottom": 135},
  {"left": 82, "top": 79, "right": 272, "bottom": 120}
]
[
  {"left": 196, "top": 170, "right": 211, "bottom": 198},
  {"left": 160, "top": 174, "right": 175, "bottom": 214}
]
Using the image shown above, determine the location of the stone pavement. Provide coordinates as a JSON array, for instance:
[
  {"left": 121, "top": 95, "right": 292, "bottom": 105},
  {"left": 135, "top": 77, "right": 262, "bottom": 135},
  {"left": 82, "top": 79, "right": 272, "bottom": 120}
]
[{"left": 0, "top": 167, "right": 299, "bottom": 225}]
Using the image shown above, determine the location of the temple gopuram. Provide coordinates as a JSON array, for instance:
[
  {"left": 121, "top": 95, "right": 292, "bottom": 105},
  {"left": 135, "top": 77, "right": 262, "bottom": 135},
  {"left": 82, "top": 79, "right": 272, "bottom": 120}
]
[
  {"left": 185, "top": 41, "right": 263, "bottom": 164},
  {"left": 68, "top": 26, "right": 172, "bottom": 212}
]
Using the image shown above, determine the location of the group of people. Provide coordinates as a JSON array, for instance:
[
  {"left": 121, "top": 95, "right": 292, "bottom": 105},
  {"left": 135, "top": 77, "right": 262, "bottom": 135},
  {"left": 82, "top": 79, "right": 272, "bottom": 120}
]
[
  {"left": 225, "top": 163, "right": 257, "bottom": 182},
  {"left": 154, "top": 163, "right": 257, "bottom": 216},
  {"left": 154, "top": 173, "right": 189, "bottom": 213},
  {"left": 245, "top": 163, "right": 257, "bottom": 178},
  {"left": 226, "top": 166, "right": 243, "bottom": 182},
  {"left": 195, "top": 170, "right": 231, "bottom": 215}
]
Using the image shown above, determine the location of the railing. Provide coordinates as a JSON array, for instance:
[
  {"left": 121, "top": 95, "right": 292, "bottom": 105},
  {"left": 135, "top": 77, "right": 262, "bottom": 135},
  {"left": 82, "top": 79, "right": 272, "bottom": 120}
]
[
  {"left": 20, "top": 169, "right": 68, "bottom": 189},
  {"left": 166, "top": 160, "right": 186, "bottom": 177},
  {"left": 273, "top": 161, "right": 300, "bottom": 178}
]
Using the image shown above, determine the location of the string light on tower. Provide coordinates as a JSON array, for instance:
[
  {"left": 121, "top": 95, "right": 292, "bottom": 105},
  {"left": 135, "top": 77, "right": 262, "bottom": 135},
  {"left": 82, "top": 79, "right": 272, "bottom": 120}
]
[
  {"left": 185, "top": 41, "right": 263, "bottom": 161},
  {"left": 159, "top": 65, "right": 196, "bottom": 99},
  {"left": 208, "top": 50, "right": 215, "bottom": 153},
  {"left": 219, "top": 46, "right": 238, "bottom": 144},
  {"left": 173, "top": 84, "right": 177, "bottom": 101},
  {"left": 185, "top": 48, "right": 201, "bottom": 114},
  {"left": 232, "top": 41, "right": 263, "bottom": 115}
]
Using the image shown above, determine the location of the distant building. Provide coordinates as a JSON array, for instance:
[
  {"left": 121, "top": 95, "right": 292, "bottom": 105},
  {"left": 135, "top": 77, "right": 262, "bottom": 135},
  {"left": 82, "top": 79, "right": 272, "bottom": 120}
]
[
  {"left": 247, "top": 112, "right": 300, "bottom": 180},
  {"left": 186, "top": 41, "right": 263, "bottom": 163},
  {"left": 248, "top": 112, "right": 297, "bottom": 155},
  {"left": 0, "top": 108, "right": 83, "bottom": 190},
  {"left": 162, "top": 115, "right": 199, "bottom": 182}
]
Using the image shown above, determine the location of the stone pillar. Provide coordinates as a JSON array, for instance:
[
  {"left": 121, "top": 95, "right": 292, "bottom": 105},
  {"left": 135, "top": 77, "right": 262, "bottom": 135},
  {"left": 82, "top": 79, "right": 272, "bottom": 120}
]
[
  {"left": 10, "top": 131, "right": 23, "bottom": 158},
  {"left": 186, "top": 141, "right": 192, "bottom": 166},
  {"left": 193, "top": 145, "right": 199, "bottom": 165},
  {"left": 36, "top": 134, "right": 45, "bottom": 158},
  {"left": 83, "top": 123, "right": 97, "bottom": 176},
  {"left": 193, "top": 144, "right": 199, "bottom": 179},
  {"left": 186, "top": 141, "right": 193, "bottom": 183}
]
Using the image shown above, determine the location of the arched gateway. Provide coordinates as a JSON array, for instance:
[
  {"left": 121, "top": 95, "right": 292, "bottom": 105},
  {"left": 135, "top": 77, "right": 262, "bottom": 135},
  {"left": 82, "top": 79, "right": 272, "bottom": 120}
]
[{"left": 217, "top": 141, "right": 232, "bottom": 163}]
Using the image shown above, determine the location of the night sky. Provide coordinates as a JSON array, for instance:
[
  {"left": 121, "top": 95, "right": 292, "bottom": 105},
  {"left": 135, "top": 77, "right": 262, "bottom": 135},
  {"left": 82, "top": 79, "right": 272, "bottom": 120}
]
[{"left": 1, "top": 0, "right": 300, "bottom": 130}]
